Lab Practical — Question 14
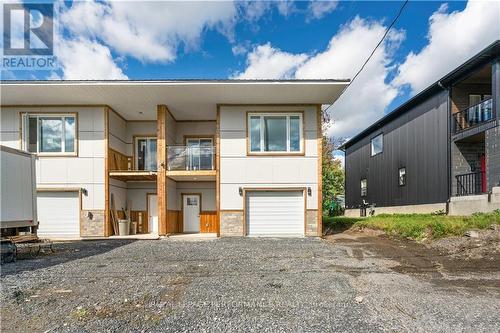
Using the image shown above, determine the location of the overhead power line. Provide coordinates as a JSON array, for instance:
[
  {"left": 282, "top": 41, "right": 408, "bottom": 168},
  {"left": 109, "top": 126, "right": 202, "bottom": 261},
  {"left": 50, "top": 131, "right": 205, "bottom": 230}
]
[{"left": 323, "top": 0, "right": 409, "bottom": 114}]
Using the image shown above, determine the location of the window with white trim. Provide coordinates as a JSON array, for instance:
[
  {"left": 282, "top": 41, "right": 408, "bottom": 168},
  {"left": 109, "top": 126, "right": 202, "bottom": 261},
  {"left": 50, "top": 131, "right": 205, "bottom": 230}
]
[
  {"left": 361, "top": 178, "right": 367, "bottom": 197},
  {"left": 398, "top": 167, "right": 406, "bottom": 186},
  {"left": 23, "top": 114, "right": 77, "bottom": 154},
  {"left": 248, "top": 113, "right": 302, "bottom": 153},
  {"left": 371, "top": 133, "right": 383, "bottom": 156}
]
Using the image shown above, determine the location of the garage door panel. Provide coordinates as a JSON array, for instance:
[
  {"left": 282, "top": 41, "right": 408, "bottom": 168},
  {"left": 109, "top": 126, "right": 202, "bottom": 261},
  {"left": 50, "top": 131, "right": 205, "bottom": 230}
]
[
  {"left": 246, "top": 191, "right": 304, "bottom": 237},
  {"left": 37, "top": 191, "right": 80, "bottom": 238}
]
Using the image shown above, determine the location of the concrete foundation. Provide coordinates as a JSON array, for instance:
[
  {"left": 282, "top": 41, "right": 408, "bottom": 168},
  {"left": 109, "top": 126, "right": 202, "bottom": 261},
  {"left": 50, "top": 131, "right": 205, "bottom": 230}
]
[
  {"left": 448, "top": 187, "right": 500, "bottom": 216},
  {"left": 344, "top": 203, "right": 447, "bottom": 217}
]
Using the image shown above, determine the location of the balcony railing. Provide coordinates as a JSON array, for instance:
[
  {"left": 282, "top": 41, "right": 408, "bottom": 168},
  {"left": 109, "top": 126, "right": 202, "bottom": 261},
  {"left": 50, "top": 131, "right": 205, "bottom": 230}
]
[
  {"left": 455, "top": 171, "right": 485, "bottom": 196},
  {"left": 167, "top": 145, "right": 215, "bottom": 171},
  {"left": 453, "top": 98, "right": 493, "bottom": 133}
]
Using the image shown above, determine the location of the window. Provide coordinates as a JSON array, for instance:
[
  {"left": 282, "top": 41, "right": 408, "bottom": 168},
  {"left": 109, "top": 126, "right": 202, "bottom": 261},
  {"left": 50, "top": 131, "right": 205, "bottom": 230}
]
[
  {"left": 360, "top": 179, "right": 367, "bottom": 197},
  {"left": 135, "top": 137, "right": 157, "bottom": 171},
  {"left": 469, "top": 94, "right": 491, "bottom": 106},
  {"left": 186, "top": 137, "right": 214, "bottom": 170},
  {"left": 248, "top": 113, "right": 303, "bottom": 153},
  {"left": 371, "top": 134, "right": 383, "bottom": 156},
  {"left": 23, "top": 114, "right": 77, "bottom": 154},
  {"left": 398, "top": 167, "right": 406, "bottom": 186}
]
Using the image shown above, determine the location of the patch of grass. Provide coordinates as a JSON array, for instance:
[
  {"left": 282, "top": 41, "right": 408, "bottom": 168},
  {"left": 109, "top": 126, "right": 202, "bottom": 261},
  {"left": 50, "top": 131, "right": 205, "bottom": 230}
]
[
  {"left": 72, "top": 307, "right": 89, "bottom": 320},
  {"left": 324, "top": 210, "right": 500, "bottom": 240}
]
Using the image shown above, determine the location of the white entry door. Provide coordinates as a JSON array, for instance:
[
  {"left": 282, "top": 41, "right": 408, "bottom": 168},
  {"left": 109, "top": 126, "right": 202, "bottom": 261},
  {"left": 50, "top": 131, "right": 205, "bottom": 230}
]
[
  {"left": 37, "top": 191, "right": 80, "bottom": 239},
  {"left": 183, "top": 194, "right": 200, "bottom": 233},
  {"left": 148, "top": 194, "right": 158, "bottom": 234},
  {"left": 246, "top": 191, "right": 305, "bottom": 237}
]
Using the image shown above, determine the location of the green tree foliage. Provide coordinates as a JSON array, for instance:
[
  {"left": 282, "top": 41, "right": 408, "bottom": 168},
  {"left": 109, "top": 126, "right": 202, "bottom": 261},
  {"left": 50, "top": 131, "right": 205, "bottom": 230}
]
[{"left": 321, "top": 110, "right": 345, "bottom": 216}]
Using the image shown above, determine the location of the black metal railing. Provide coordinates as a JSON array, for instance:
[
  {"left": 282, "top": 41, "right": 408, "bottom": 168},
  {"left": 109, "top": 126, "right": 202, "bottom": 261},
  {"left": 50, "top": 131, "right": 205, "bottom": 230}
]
[
  {"left": 455, "top": 171, "right": 484, "bottom": 196},
  {"left": 167, "top": 145, "right": 215, "bottom": 171},
  {"left": 453, "top": 98, "right": 493, "bottom": 133}
]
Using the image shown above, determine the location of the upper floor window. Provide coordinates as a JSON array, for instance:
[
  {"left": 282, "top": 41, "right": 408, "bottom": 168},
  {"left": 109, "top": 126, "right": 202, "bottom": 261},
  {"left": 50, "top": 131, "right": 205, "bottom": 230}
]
[
  {"left": 361, "top": 178, "right": 367, "bottom": 197},
  {"left": 135, "top": 137, "right": 157, "bottom": 171},
  {"left": 248, "top": 113, "right": 303, "bottom": 154},
  {"left": 22, "top": 114, "right": 77, "bottom": 155},
  {"left": 186, "top": 137, "right": 214, "bottom": 170},
  {"left": 398, "top": 167, "right": 406, "bottom": 186},
  {"left": 469, "top": 94, "right": 491, "bottom": 107},
  {"left": 371, "top": 133, "right": 383, "bottom": 156}
]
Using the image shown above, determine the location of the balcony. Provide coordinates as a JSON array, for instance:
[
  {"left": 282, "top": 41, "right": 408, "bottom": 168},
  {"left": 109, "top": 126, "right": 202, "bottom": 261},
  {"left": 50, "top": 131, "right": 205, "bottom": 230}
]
[
  {"left": 453, "top": 98, "right": 493, "bottom": 133},
  {"left": 166, "top": 145, "right": 216, "bottom": 181}
]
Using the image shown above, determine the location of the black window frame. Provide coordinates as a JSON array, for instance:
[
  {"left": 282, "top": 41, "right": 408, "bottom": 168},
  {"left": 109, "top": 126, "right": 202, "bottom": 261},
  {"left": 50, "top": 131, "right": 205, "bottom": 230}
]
[
  {"left": 398, "top": 167, "right": 406, "bottom": 186},
  {"left": 360, "top": 178, "right": 367, "bottom": 197}
]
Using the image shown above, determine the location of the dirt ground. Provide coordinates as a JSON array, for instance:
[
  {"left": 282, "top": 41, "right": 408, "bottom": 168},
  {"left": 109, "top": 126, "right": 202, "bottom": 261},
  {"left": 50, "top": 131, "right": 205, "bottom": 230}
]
[
  {"left": 1, "top": 233, "right": 499, "bottom": 332},
  {"left": 326, "top": 227, "right": 500, "bottom": 289}
]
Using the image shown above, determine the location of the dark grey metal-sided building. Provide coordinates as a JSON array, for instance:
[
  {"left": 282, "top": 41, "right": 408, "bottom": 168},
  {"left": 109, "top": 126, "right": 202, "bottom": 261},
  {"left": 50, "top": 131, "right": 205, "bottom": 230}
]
[{"left": 341, "top": 41, "right": 500, "bottom": 216}]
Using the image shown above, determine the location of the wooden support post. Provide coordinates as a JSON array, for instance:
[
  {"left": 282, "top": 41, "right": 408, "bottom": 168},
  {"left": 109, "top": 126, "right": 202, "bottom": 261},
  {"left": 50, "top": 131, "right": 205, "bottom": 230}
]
[
  {"left": 104, "top": 106, "right": 111, "bottom": 236},
  {"left": 157, "top": 105, "right": 168, "bottom": 235},
  {"left": 216, "top": 105, "right": 221, "bottom": 236},
  {"left": 317, "top": 104, "right": 323, "bottom": 237}
]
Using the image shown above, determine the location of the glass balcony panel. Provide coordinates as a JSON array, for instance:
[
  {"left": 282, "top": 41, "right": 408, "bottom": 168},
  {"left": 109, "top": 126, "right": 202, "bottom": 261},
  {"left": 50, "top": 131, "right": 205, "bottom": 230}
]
[
  {"left": 453, "top": 98, "right": 493, "bottom": 132},
  {"left": 167, "top": 145, "right": 214, "bottom": 171}
]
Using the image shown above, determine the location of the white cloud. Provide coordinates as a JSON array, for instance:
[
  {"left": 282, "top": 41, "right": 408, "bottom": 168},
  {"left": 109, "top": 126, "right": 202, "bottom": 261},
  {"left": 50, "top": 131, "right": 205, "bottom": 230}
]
[
  {"left": 56, "top": 38, "right": 127, "bottom": 80},
  {"left": 231, "top": 41, "right": 251, "bottom": 56},
  {"left": 307, "top": 1, "right": 338, "bottom": 20},
  {"left": 53, "top": 0, "right": 302, "bottom": 79},
  {"left": 61, "top": 1, "right": 237, "bottom": 63},
  {"left": 394, "top": 1, "right": 500, "bottom": 94},
  {"left": 298, "top": 18, "right": 404, "bottom": 138},
  {"left": 276, "top": 1, "right": 297, "bottom": 17},
  {"left": 234, "top": 17, "right": 404, "bottom": 139},
  {"left": 237, "top": 1, "right": 272, "bottom": 22},
  {"left": 232, "top": 43, "right": 308, "bottom": 79}
]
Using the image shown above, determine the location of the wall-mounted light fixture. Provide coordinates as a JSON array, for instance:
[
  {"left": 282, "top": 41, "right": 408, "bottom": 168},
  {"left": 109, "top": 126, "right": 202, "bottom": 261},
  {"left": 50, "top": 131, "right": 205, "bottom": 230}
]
[
  {"left": 307, "top": 187, "right": 312, "bottom": 196},
  {"left": 239, "top": 187, "right": 243, "bottom": 196}
]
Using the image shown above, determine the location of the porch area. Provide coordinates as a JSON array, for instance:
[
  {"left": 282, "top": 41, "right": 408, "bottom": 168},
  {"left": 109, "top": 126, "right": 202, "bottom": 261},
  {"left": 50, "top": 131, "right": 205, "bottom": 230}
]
[
  {"left": 106, "top": 106, "right": 218, "bottom": 237},
  {"left": 450, "top": 61, "right": 499, "bottom": 198},
  {"left": 451, "top": 62, "right": 495, "bottom": 137}
]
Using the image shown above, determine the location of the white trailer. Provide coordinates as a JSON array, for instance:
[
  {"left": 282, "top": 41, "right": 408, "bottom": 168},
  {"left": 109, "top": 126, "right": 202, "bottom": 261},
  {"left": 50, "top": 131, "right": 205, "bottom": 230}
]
[{"left": 0, "top": 145, "right": 38, "bottom": 233}]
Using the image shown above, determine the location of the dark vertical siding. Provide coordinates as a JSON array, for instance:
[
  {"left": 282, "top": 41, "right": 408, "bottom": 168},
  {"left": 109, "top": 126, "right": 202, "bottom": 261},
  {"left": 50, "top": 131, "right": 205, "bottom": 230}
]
[
  {"left": 345, "top": 90, "right": 450, "bottom": 208},
  {"left": 494, "top": 59, "right": 500, "bottom": 120}
]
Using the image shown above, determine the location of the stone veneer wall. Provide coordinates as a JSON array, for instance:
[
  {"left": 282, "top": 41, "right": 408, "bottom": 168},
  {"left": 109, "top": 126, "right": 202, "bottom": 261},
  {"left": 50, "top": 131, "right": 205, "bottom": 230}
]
[
  {"left": 80, "top": 210, "right": 105, "bottom": 237},
  {"left": 219, "top": 211, "right": 244, "bottom": 236},
  {"left": 451, "top": 141, "right": 485, "bottom": 196},
  {"left": 305, "top": 210, "right": 318, "bottom": 236}
]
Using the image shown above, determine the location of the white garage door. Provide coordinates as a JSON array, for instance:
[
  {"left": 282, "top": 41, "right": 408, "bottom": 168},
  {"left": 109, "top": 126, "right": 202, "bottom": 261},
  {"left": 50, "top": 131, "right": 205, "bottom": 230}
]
[
  {"left": 37, "top": 191, "right": 80, "bottom": 238},
  {"left": 246, "top": 191, "right": 304, "bottom": 237}
]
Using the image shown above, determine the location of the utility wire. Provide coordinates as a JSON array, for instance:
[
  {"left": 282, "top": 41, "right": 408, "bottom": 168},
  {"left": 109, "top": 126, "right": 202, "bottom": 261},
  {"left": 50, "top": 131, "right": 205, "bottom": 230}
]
[{"left": 323, "top": 0, "right": 409, "bottom": 114}]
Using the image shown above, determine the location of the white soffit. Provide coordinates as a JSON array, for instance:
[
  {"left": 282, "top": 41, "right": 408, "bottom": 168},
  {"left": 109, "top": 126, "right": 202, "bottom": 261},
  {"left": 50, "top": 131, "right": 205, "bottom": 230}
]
[{"left": 0, "top": 80, "right": 348, "bottom": 120}]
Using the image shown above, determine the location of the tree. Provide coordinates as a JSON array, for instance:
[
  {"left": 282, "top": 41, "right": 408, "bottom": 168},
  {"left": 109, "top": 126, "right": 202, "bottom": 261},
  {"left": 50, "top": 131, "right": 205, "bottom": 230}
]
[{"left": 321, "top": 110, "right": 345, "bottom": 216}]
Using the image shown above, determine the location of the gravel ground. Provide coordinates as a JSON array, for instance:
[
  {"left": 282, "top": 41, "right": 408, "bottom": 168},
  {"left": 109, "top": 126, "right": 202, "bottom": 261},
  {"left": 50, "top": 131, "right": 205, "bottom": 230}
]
[{"left": 1, "top": 236, "right": 499, "bottom": 332}]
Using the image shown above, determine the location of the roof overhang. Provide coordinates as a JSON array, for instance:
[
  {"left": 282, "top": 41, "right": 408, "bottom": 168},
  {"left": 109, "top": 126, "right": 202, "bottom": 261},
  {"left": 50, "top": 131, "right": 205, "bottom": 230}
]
[{"left": 0, "top": 79, "right": 349, "bottom": 120}]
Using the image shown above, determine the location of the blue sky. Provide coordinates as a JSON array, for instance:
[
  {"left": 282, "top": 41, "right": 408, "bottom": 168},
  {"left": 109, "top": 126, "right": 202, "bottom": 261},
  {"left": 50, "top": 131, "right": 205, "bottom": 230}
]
[{"left": 2, "top": 1, "right": 499, "bottom": 148}]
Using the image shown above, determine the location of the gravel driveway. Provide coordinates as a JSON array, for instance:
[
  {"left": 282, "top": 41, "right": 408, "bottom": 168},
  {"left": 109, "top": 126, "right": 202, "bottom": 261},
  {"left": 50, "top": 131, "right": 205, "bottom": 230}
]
[{"left": 1, "top": 236, "right": 499, "bottom": 332}]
